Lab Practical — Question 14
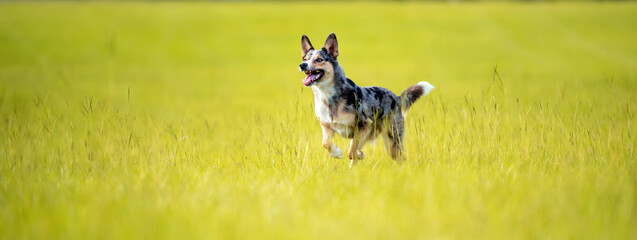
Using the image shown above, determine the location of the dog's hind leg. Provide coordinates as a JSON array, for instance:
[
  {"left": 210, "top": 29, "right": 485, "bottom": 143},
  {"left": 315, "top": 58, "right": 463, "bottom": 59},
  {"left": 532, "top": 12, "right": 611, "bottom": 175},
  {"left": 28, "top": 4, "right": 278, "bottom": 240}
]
[
  {"left": 384, "top": 119, "right": 405, "bottom": 161},
  {"left": 320, "top": 122, "right": 342, "bottom": 159}
]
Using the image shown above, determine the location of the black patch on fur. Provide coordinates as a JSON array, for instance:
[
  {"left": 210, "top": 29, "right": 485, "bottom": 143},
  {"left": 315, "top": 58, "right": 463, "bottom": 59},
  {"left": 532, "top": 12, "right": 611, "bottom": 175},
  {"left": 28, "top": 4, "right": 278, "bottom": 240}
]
[
  {"left": 371, "top": 87, "right": 384, "bottom": 102},
  {"left": 360, "top": 105, "right": 368, "bottom": 119},
  {"left": 355, "top": 87, "right": 363, "bottom": 103},
  {"left": 356, "top": 118, "right": 366, "bottom": 128},
  {"left": 346, "top": 78, "right": 356, "bottom": 88},
  {"left": 390, "top": 99, "right": 397, "bottom": 110},
  {"left": 341, "top": 90, "right": 357, "bottom": 107}
]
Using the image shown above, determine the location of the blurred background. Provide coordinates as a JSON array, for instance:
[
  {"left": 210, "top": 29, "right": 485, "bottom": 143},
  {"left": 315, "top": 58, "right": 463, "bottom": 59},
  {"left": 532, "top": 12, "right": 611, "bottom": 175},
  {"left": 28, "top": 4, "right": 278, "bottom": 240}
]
[{"left": 1, "top": 1, "right": 636, "bottom": 239}]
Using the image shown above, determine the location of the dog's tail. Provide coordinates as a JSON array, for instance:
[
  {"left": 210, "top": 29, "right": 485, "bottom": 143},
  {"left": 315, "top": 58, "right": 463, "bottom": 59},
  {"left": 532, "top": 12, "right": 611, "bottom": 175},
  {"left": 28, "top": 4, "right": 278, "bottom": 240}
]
[{"left": 400, "top": 81, "right": 434, "bottom": 116}]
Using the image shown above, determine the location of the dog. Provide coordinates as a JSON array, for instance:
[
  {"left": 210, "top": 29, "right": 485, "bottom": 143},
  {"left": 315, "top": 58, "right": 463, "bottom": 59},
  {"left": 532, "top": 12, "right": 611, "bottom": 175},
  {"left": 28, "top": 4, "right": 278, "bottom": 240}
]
[{"left": 299, "top": 33, "right": 434, "bottom": 166}]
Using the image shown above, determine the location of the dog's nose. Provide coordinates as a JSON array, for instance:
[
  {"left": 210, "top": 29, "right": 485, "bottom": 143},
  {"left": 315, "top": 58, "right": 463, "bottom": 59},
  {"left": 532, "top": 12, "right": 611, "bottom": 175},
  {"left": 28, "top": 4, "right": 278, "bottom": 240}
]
[{"left": 299, "top": 63, "right": 308, "bottom": 70}]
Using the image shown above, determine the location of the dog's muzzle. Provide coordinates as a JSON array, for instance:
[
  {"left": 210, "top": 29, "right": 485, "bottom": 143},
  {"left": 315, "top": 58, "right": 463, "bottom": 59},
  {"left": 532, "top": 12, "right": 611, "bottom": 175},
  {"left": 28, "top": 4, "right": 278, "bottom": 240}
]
[
  {"left": 302, "top": 69, "right": 324, "bottom": 86},
  {"left": 299, "top": 63, "right": 308, "bottom": 71}
]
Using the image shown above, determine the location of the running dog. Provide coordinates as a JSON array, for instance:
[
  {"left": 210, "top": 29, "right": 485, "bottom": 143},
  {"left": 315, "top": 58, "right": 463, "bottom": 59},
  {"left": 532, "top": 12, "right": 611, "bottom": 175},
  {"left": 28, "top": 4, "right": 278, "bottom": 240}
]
[{"left": 299, "top": 33, "right": 434, "bottom": 166}]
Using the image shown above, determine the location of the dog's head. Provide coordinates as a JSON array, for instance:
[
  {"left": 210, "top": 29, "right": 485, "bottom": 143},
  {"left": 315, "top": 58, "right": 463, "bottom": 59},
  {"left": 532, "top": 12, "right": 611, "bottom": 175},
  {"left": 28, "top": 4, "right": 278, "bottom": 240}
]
[{"left": 299, "top": 33, "right": 339, "bottom": 87}]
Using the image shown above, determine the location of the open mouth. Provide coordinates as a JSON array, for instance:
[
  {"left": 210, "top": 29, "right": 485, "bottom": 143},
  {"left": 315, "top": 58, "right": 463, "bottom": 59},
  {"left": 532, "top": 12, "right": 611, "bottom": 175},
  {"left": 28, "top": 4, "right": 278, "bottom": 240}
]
[{"left": 302, "top": 69, "right": 324, "bottom": 86}]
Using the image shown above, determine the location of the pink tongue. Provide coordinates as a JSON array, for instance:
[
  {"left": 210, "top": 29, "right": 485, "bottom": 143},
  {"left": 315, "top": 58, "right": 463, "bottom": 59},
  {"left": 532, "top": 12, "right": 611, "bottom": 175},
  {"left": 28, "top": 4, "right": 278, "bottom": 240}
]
[
  {"left": 303, "top": 75, "right": 313, "bottom": 86},
  {"left": 303, "top": 74, "right": 318, "bottom": 86}
]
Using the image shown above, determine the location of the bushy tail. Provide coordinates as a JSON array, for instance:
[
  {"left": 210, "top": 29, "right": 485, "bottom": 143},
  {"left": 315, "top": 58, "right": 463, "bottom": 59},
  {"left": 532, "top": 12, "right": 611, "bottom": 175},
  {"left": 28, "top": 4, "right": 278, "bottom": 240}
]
[{"left": 400, "top": 81, "right": 434, "bottom": 116}]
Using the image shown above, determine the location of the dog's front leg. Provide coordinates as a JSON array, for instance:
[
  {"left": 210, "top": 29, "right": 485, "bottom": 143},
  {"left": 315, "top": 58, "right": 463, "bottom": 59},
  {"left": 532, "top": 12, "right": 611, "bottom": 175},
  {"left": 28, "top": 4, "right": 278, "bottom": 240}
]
[
  {"left": 320, "top": 122, "right": 342, "bottom": 159},
  {"left": 348, "top": 127, "right": 370, "bottom": 167}
]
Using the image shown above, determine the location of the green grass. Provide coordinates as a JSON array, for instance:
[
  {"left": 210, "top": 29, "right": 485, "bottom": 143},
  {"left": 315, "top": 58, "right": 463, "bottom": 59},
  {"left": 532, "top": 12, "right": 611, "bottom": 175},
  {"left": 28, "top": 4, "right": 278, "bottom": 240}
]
[{"left": 1, "top": 2, "right": 636, "bottom": 239}]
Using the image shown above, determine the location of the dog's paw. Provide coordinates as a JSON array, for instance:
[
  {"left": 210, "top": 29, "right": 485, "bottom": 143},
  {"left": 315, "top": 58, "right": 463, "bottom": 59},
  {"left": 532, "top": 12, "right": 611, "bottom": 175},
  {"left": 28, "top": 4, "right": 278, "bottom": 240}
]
[
  {"left": 356, "top": 150, "right": 365, "bottom": 160},
  {"left": 330, "top": 148, "right": 343, "bottom": 159},
  {"left": 348, "top": 150, "right": 365, "bottom": 160}
]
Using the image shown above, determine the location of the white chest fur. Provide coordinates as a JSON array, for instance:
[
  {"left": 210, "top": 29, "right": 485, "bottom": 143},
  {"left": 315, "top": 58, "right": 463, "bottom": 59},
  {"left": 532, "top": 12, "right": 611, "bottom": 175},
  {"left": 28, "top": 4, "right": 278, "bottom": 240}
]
[
  {"left": 312, "top": 85, "right": 356, "bottom": 138},
  {"left": 312, "top": 86, "right": 333, "bottom": 123}
]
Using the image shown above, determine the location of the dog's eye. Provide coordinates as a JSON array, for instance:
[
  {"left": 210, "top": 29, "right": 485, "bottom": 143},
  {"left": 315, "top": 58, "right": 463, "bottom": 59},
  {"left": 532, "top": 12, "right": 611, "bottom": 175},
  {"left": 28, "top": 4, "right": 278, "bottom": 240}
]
[{"left": 315, "top": 58, "right": 324, "bottom": 63}]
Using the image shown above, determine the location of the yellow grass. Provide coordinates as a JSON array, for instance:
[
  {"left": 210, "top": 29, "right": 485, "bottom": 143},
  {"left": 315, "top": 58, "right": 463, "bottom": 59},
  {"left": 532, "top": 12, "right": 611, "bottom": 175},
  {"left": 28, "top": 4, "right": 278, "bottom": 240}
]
[{"left": 0, "top": 2, "right": 636, "bottom": 239}]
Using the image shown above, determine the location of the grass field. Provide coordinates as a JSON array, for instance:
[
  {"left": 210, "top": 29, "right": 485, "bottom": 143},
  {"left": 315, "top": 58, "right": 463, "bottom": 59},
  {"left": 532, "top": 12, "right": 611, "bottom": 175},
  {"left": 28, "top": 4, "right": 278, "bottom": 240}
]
[{"left": 1, "top": 2, "right": 636, "bottom": 239}]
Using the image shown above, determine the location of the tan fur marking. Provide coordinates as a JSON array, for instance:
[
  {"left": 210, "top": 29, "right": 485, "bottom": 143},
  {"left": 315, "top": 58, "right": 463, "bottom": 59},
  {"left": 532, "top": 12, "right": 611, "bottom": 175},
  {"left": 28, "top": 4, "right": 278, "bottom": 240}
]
[
  {"left": 307, "top": 52, "right": 334, "bottom": 87},
  {"left": 325, "top": 100, "right": 356, "bottom": 138}
]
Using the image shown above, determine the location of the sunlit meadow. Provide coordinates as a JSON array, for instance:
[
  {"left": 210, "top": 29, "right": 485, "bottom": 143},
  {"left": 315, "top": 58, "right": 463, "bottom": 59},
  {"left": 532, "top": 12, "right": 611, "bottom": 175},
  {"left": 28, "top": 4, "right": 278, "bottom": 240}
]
[{"left": 0, "top": 2, "right": 636, "bottom": 239}]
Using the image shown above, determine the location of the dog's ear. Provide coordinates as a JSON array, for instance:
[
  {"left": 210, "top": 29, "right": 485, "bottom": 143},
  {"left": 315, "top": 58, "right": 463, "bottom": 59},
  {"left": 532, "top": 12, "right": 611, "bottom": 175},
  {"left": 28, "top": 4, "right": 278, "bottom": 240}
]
[
  {"left": 301, "top": 34, "right": 314, "bottom": 57},
  {"left": 323, "top": 33, "right": 339, "bottom": 59}
]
